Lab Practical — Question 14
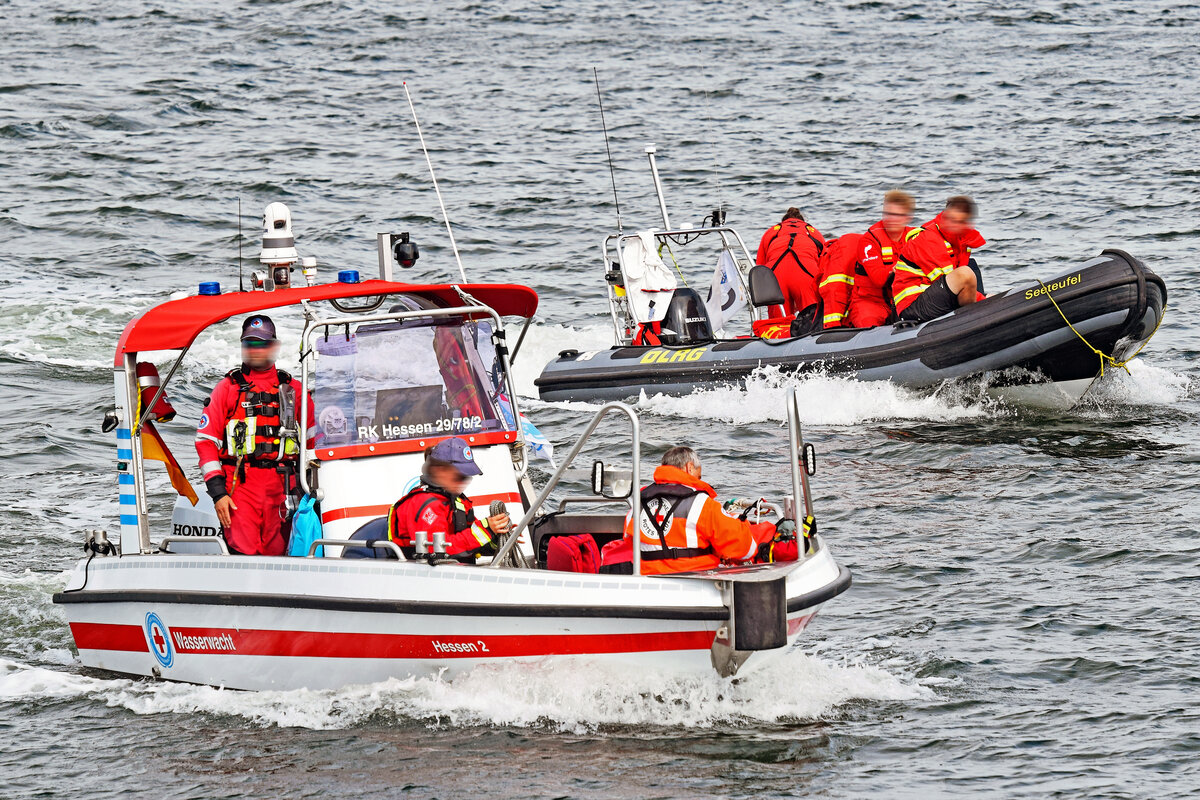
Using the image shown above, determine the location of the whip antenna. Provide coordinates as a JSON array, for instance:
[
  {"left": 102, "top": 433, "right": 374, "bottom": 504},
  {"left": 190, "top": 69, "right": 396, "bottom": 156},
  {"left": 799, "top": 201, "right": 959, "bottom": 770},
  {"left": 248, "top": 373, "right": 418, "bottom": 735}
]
[
  {"left": 594, "top": 67, "right": 622, "bottom": 233},
  {"left": 404, "top": 81, "right": 468, "bottom": 283},
  {"left": 237, "top": 197, "right": 245, "bottom": 292},
  {"left": 703, "top": 89, "right": 725, "bottom": 225}
]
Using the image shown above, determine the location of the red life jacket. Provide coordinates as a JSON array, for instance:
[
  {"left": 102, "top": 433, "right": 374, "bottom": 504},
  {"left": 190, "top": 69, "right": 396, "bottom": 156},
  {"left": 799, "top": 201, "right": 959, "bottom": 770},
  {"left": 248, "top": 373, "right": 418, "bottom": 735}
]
[
  {"left": 386, "top": 483, "right": 495, "bottom": 557},
  {"left": 433, "top": 326, "right": 485, "bottom": 418},
  {"left": 817, "top": 233, "right": 862, "bottom": 328},
  {"left": 849, "top": 221, "right": 909, "bottom": 328},
  {"left": 546, "top": 534, "right": 601, "bottom": 573}
]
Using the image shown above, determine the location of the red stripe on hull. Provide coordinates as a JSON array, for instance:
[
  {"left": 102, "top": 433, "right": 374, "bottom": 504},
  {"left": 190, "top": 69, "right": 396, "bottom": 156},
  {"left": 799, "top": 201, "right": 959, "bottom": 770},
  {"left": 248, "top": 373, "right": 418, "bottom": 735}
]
[
  {"left": 71, "top": 621, "right": 150, "bottom": 652},
  {"left": 70, "top": 622, "right": 716, "bottom": 660}
]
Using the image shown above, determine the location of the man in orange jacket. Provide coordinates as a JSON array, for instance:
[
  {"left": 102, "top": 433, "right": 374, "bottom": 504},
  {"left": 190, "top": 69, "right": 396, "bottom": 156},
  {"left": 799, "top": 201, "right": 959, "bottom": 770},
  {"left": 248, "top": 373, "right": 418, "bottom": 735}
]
[
  {"left": 610, "top": 446, "right": 785, "bottom": 575},
  {"left": 756, "top": 208, "right": 827, "bottom": 317},
  {"left": 893, "top": 195, "right": 986, "bottom": 322},
  {"left": 849, "top": 190, "right": 915, "bottom": 328}
]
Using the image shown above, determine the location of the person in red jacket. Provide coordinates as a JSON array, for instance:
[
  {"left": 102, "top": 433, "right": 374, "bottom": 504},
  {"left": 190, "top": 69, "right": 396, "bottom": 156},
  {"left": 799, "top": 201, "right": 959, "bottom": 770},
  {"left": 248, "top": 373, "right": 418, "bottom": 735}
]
[
  {"left": 606, "top": 446, "right": 786, "bottom": 575},
  {"left": 387, "top": 437, "right": 512, "bottom": 560},
  {"left": 849, "top": 190, "right": 915, "bottom": 328},
  {"left": 756, "top": 208, "right": 827, "bottom": 317},
  {"left": 818, "top": 233, "right": 863, "bottom": 328},
  {"left": 195, "top": 315, "right": 314, "bottom": 556},
  {"left": 893, "top": 195, "right": 987, "bottom": 322}
]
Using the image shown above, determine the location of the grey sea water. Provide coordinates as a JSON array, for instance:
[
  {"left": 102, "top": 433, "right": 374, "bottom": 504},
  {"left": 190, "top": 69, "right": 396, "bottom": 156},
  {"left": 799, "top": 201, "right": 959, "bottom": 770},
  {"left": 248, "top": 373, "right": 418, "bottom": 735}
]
[{"left": 1, "top": 1, "right": 1198, "bottom": 798}]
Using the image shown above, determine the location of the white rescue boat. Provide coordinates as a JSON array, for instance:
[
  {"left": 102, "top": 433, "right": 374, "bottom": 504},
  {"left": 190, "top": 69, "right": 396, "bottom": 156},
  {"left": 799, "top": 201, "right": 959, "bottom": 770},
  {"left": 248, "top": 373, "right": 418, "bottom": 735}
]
[{"left": 55, "top": 215, "right": 850, "bottom": 690}]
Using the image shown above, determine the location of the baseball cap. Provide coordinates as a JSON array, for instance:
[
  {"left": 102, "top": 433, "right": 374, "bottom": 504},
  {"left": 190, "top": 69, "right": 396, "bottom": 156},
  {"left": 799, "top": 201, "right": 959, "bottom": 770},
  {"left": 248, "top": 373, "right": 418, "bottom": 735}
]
[
  {"left": 428, "top": 437, "right": 482, "bottom": 477},
  {"left": 241, "top": 315, "right": 278, "bottom": 344}
]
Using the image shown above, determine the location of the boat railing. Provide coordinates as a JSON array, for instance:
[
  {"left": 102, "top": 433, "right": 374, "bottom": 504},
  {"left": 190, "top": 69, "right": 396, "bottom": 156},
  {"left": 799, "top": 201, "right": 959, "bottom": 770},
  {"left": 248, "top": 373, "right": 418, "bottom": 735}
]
[
  {"left": 491, "top": 402, "right": 644, "bottom": 572},
  {"left": 601, "top": 225, "right": 759, "bottom": 345},
  {"left": 306, "top": 538, "right": 407, "bottom": 560},
  {"left": 785, "top": 386, "right": 819, "bottom": 553},
  {"left": 157, "top": 535, "right": 230, "bottom": 555},
  {"left": 556, "top": 496, "right": 631, "bottom": 512}
]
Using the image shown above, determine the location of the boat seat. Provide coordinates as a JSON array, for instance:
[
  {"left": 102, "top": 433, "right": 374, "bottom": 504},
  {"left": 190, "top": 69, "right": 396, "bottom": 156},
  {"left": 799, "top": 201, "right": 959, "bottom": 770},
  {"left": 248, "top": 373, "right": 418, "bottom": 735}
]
[
  {"left": 341, "top": 517, "right": 399, "bottom": 559},
  {"left": 658, "top": 288, "right": 714, "bottom": 345},
  {"left": 747, "top": 265, "right": 785, "bottom": 308}
]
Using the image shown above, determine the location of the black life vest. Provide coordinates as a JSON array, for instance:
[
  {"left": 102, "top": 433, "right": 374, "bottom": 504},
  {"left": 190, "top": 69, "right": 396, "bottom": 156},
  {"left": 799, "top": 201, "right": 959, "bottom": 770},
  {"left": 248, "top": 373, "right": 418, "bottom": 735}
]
[
  {"left": 636, "top": 483, "right": 715, "bottom": 562},
  {"left": 219, "top": 366, "right": 294, "bottom": 467}
]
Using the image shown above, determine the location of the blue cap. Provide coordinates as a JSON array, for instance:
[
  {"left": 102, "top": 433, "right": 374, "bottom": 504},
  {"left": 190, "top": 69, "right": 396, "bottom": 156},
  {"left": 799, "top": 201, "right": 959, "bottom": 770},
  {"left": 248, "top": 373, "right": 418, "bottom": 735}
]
[
  {"left": 241, "top": 315, "right": 277, "bottom": 343},
  {"left": 428, "top": 436, "right": 482, "bottom": 476}
]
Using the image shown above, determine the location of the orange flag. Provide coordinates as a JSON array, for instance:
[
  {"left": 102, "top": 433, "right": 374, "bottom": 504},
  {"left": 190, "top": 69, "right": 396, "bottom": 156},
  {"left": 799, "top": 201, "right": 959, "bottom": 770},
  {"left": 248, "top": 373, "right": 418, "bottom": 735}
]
[{"left": 142, "top": 421, "right": 199, "bottom": 506}]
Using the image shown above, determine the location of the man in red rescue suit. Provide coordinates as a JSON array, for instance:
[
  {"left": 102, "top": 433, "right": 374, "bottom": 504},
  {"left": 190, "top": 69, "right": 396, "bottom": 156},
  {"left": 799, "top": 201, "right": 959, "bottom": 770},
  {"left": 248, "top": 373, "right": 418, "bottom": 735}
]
[
  {"left": 195, "top": 315, "right": 314, "bottom": 556},
  {"left": 387, "top": 437, "right": 512, "bottom": 560},
  {"left": 607, "top": 447, "right": 796, "bottom": 576},
  {"left": 755, "top": 207, "right": 827, "bottom": 317},
  {"left": 893, "top": 195, "right": 987, "bottom": 323},
  {"left": 848, "top": 190, "right": 916, "bottom": 329}
]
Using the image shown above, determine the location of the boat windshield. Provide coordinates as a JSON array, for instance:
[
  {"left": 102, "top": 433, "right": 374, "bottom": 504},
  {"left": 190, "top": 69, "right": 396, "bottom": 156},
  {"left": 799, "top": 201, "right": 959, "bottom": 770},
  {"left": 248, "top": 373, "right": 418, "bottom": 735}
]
[{"left": 310, "top": 317, "right": 516, "bottom": 448}]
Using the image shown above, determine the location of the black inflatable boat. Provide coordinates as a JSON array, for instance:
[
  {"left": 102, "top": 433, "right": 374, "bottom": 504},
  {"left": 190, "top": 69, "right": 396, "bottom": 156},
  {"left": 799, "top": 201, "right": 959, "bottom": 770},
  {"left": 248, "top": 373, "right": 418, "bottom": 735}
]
[{"left": 536, "top": 248, "right": 1166, "bottom": 408}]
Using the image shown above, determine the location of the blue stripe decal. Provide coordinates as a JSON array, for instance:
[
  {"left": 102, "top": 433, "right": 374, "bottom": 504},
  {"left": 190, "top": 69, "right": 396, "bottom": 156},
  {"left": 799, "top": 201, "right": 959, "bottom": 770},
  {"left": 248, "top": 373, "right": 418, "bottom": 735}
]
[
  {"left": 118, "top": 474, "right": 135, "bottom": 485},
  {"left": 116, "top": 429, "right": 132, "bottom": 440},
  {"left": 120, "top": 515, "right": 139, "bottom": 525},
  {"left": 119, "top": 495, "right": 137, "bottom": 505},
  {"left": 117, "top": 449, "right": 133, "bottom": 459}
]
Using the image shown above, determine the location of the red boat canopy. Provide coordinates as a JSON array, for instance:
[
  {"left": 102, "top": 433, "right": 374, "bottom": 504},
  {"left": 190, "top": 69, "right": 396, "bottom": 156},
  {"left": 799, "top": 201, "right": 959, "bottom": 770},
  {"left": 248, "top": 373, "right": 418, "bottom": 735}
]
[{"left": 114, "top": 280, "right": 539, "bottom": 365}]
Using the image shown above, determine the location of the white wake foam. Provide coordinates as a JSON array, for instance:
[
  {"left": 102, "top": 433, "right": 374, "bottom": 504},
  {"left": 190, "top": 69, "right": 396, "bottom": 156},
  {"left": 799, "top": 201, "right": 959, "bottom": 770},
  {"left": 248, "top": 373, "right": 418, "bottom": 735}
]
[
  {"left": 636, "top": 367, "right": 992, "bottom": 427},
  {"left": 507, "top": 320, "right": 614, "bottom": 399},
  {"left": 0, "top": 649, "right": 927, "bottom": 732},
  {"left": 1079, "top": 358, "right": 1191, "bottom": 408}
]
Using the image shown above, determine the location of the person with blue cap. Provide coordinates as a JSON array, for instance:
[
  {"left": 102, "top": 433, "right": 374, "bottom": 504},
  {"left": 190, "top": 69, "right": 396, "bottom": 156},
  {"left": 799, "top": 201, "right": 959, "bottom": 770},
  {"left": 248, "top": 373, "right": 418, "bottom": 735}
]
[
  {"left": 386, "top": 436, "right": 512, "bottom": 560},
  {"left": 195, "top": 314, "right": 314, "bottom": 555}
]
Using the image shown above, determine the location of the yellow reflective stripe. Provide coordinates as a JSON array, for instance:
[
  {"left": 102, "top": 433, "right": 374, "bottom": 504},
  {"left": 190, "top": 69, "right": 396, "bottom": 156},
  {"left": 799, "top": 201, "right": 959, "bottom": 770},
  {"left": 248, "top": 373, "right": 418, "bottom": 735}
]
[
  {"left": 894, "top": 263, "right": 925, "bottom": 277},
  {"left": 469, "top": 520, "right": 492, "bottom": 547},
  {"left": 881, "top": 246, "right": 893, "bottom": 256},
  {"left": 894, "top": 285, "right": 928, "bottom": 304},
  {"left": 823, "top": 312, "right": 845, "bottom": 324},
  {"left": 931, "top": 266, "right": 954, "bottom": 280},
  {"left": 819, "top": 274, "right": 854, "bottom": 287},
  {"left": 904, "top": 228, "right": 924, "bottom": 242}
]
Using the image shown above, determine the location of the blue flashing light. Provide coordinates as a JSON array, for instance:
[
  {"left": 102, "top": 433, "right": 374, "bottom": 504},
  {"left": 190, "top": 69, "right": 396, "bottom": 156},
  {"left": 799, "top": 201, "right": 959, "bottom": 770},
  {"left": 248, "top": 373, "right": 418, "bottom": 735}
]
[
  {"left": 337, "top": 270, "right": 360, "bottom": 284},
  {"left": 198, "top": 281, "right": 221, "bottom": 296}
]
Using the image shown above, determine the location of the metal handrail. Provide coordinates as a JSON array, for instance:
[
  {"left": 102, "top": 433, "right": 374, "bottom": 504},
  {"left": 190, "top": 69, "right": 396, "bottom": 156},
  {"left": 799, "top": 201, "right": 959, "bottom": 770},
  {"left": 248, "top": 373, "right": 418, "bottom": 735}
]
[
  {"left": 157, "top": 535, "right": 230, "bottom": 555},
  {"left": 786, "top": 387, "right": 817, "bottom": 554},
  {"left": 305, "top": 538, "right": 406, "bottom": 560},
  {"left": 602, "top": 224, "right": 760, "bottom": 345},
  {"left": 557, "top": 496, "right": 632, "bottom": 512},
  {"left": 491, "top": 402, "right": 643, "bottom": 573}
]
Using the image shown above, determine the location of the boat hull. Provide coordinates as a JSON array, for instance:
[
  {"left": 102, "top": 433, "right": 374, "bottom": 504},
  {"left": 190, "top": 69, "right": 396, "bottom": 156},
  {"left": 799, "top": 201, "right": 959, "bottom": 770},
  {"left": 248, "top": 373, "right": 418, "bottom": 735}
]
[
  {"left": 536, "top": 250, "right": 1167, "bottom": 406},
  {"left": 54, "top": 543, "right": 849, "bottom": 690}
]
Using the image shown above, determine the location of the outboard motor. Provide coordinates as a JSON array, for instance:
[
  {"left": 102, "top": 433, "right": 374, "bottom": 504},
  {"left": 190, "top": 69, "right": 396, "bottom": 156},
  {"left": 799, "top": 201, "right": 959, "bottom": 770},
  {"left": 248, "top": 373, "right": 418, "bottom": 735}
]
[{"left": 658, "top": 288, "right": 715, "bottom": 345}]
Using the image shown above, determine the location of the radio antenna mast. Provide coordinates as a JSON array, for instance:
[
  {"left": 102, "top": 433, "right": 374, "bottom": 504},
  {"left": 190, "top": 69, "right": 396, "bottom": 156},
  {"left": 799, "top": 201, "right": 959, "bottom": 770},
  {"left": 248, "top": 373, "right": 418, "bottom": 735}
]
[
  {"left": 404, "top": 82, "right": 468, "bottom": 283},
  {"left": 593, "top": 67, "right": 622, "bottom": 233},
  {"left": 703, "top": 89, "right": 725, "bottom": 225},
  {"left": 237, "top": 197, "right": 245, "bottom": 292}
]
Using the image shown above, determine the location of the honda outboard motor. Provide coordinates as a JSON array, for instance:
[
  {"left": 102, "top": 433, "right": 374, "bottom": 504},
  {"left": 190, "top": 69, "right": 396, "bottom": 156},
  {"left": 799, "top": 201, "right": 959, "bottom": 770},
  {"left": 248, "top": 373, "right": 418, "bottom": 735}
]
[{"left": 658, "top": 288, "right": 715, "bottom": 345}]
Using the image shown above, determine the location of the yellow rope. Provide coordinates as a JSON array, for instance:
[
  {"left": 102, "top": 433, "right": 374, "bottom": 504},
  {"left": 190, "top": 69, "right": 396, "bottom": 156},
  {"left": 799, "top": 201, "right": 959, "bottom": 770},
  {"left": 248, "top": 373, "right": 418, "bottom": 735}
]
[
  {"left": 1036, "top": 278, "right": 1166, "bottom": 378},
  {"left": 657, "top": 241, "right": 688, "bottom": 287}
]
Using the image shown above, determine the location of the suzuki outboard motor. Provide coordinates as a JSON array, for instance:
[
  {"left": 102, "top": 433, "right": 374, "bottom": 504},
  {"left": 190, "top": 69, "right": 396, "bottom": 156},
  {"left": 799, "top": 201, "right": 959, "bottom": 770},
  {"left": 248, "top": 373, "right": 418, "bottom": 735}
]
[{"left": 658, "top": 288, "right": 715, "bottom": 345}]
